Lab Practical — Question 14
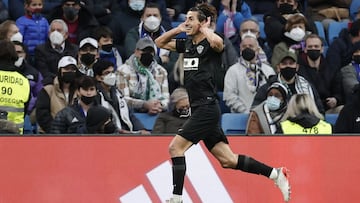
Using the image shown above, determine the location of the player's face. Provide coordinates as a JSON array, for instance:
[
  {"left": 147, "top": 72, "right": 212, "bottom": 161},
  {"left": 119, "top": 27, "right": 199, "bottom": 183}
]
[{"left": 184, "top": 11, "right": 202, "bottom": 36}]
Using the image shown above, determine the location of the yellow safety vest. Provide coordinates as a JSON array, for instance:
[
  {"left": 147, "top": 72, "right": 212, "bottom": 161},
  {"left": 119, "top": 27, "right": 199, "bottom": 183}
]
[
  {"left": 280, "top": 119, "right": 332, "bottom": 134},
  {"left": 0, "top": 70, "right": 30, "bottom": 134}
]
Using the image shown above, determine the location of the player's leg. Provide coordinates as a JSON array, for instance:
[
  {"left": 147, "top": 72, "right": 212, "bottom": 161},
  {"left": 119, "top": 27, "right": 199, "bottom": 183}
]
[{"left": 210, "top": 142, "right": 291, "bottom": 202}]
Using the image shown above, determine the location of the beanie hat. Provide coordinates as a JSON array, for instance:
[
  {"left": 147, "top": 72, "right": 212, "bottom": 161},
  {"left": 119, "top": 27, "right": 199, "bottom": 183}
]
[
  {"left": 86, "top": 106, "right": 112, "bottom": 133},
  {"left": 267, "top": 82, "right": 288, "bottom": 101},
  {"left": 93, "top": 59, "right": 114, "bottom": 76}
]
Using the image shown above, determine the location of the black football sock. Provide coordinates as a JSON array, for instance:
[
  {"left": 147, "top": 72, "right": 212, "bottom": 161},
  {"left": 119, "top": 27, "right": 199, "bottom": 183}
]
[
  {"left": 236, "top": 154, "right": 273, "bottom": 177},
  {"left": 172, "top": 156, "right": 186, "bottom": 195}
]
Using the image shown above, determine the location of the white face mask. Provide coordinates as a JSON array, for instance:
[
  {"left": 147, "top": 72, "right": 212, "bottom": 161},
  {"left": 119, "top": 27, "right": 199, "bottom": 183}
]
[
  {"left": 10, "top": 32, "right": 23, "bottom": 43},
  {"left": 129, "top": 0, "right": 145, "bottom": 11},
  {"left": 14, "top": 57, "right": 24, "bottom": 67},
  {"left": 284, "top": 27, "right": 305, "bottom": 42},
  {"left": 266, "top": 96, "right": 282, "bottom": 111},
  {"left": 144, "top": 16, "right": 161, "bottom": 32},
  {"left": 103, "top": 72, "right": 117, "bottom": 86},
  {"left": 49, "top": 30, "right": 64, "bottom": 45}
]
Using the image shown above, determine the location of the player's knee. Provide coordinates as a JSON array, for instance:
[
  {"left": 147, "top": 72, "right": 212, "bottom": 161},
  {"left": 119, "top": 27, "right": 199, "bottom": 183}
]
[
  {"left": 169, "top": 143, "right": 180, "bottom": 156},
  {"left": 220, "top": 158, "right": 237, "bottom": 169}
]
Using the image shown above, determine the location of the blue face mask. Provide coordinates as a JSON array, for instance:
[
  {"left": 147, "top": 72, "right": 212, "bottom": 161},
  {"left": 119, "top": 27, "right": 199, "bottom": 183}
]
[{"left": 266, "top": 96, "right": 282, "bottom": 111}]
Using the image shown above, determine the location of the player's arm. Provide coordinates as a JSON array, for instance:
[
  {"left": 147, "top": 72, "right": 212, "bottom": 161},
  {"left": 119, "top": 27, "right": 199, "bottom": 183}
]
[
  {"left": 200, "top": 17, "right": 224, "bottom": 53},
  {"left": 155, "top": 22, "right": 186, "bottom": 51}
]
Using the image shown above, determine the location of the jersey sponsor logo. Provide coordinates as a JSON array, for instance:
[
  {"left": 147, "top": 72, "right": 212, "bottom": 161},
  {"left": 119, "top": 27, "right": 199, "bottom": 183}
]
[
  {"left": 183, "top": 58, "right": 199, "bottom": 71},
  {"left": 196, "top": 45, "right": 204, "bottom": 54},
  {"left": 119, "top": 145, "right": 232, "bottom": 202}
]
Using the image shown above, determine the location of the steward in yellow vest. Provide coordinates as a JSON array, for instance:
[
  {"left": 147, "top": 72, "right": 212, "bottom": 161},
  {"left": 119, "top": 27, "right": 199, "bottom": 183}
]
[
  {"left": 0, "top": 40, "right": 30, "bottom": 134},
  {"left": 280, "top": 119, "right": 332, "bottom": 134}
]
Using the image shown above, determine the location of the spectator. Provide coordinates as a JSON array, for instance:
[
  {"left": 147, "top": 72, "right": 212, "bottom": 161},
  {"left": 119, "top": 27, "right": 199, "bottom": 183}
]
[
  {"left": 117, "top": 37, "right": 169, "bottom": 114},
  {"left": 77, "top": 37, "right": 99, "bottom": 77},
  {"left": 298, "top": 34, "right": 344, "bottom": 113},
  {"left": 36, "top": 55, "right": 80, "bottom": 133},
  {"left": 93, "top": 59, "right": 150, "bottom": 134},
  {"left": 264, "top": 0, "right": 315, "bottom": 50},
  {"left": 86, "top": 105, "right": 117, "bottom": 134},
  {"left": 215, "top": 0, "right": 252, "bottom": 51},
  {"left": 246, "top": 82, "right": 289, "bottom": 135},
  {"left": 93, "top": 26, "right": 122, "bottom": 71},
  {"left": 86, "top": 0, "right": 119, "bottom": 26},
  {"left": 271, "top": 13, "right": 309, "bottom": 68},
  {"left": 35, "top": 19, "right": 78, "bottom": 80},
  {"left": 224, "top": 34, "right": 275, "bottom": 113},
  {"left": 280, "top": 93, "right": 332, "bottom": 134},
  {"left": 47, "top": 0, "right": 99, "bottom": 44},
  {"left": 16, "top": 0, "right": 49, "bottom": 65},
  {"left": 153, "top": 87, "right": 190, "bottom": 134},
  {"left": 8, "top": 0, "right": 24, "bottom": 21},
  {"left": 252, "top": 46, "right": 324, "bottom": 113},
  {"left": 165, "top": 0, "right": 185, "bottom": 22},
  {"left": 334, "top": 85, "right": 360, "bottom": 133},
  {"left": 0, "top": 20, "right": 23, "bottom": 42},
  {"left": 50, "top": 75, "right": 100, "bottom": 134},
  {"left": 125, "top": 2, "right": 177, "bottom": 72},
  {"left": 0, "top": 0, "right": 8, "bottom": 24},
  {"left": 326, "top": 19, "right": 360, "bottom": 89},
  {"left": 341, "top": 44, "right": 360, "bottom": 102},
  {"left": 0, "top": 40, "right": 30, "bottom": 134},
  {"left": 12, "top": 41, "right": 44, "bottom": 128}
]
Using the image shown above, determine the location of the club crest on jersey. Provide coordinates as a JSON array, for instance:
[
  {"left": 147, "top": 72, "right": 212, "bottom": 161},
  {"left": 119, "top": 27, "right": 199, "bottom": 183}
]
[{"left": 196, "top": 45, "right": 204, "bottom": 54}]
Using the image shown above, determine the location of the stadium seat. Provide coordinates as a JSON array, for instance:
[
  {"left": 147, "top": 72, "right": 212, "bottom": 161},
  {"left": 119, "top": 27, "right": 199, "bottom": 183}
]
[
  {"left": 221, "top": 113, "right": 249, "bottom": 135},
  {"left": 217, "top": 91, "right": 230, "bottom": 114},
  {"left": 259, "top": 21, "right": 266, "bottom": 39},
  {"left": 327, "top": 21, "right": 348, "bottom": 45},
  {"left": 350, "top": 0, "right": 360, "bottom": 20},
  {"left": 171, "top": 21, "right": 187, "bottom": 39},
  {"left": 314, "top": 21, "right": 328, "bottom": 56},
  {"left": 325, "top": 113, "right": 338, "bottom": 125},
  {"left": 133, "top": 113, "right": 159, "bottom": 131}
]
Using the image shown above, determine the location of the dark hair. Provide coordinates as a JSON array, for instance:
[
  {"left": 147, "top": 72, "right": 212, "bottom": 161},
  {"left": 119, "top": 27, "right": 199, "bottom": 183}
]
[
  {"left": 77, "top": 75, "right": 96, "bottom": 90},
  {"left": 0, "top": 40, "right": 18, "bottom": 62},
  {"left": 350, "top": 19, "right": 360, "bottom": 37},
  {"left": 189, "top": 3, "right": 217, "bottom": 23},
  {"left": 141, "top": 2, "right": 161, "bottom": 17},
  {"left": 12, "top": 41, "right": 29, "bottom": 55},
  {"left": 93, "top": 59, "right": 114, "bottom": 76},
  {"left": 92, "top": 26, "right": 113, "bottom": 41}
]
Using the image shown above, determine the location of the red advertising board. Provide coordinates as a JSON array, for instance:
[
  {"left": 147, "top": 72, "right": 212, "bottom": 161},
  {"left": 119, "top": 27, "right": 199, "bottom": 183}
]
[{"left": 0, "top": 136, "right": 359, "bottom": 203}]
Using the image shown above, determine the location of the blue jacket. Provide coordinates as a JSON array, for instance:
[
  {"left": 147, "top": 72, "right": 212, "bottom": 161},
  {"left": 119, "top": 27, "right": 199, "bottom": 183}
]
[{"left": 16, "top": 15, "right": 49, "bottom": 56}]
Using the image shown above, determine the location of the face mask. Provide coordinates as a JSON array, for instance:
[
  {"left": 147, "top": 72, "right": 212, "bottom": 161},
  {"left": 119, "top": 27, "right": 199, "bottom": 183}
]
[
  {"left": 14, "top": 57, "right": 24, "bottom": 67},
  {"left": 80, "top": 53, "right": 96, "bottom": 66},
  {"left": 285, "top": 27, "right": 305, "bottom": 42},
  {"left": 279, "top": 3, "right": 294, "bottom": 14},
  {"left": 101, "top": 44, "right": 113, "bottom": 52},
  {"left": 144, "top": 16, "right": 161, "bottom": 32},
  {"left": 10, "top": 32, "right": 23, "bottom": 43},
  {"left": 63, "top": 7, "right": 79, "bottom": 21},
  {"left": 81, "top": 95, "right": 95, "bottom": 105},
  {"left": 62, "top": 71, "right": 76, "bottom": 83},
  {"left": 140, "top": 52, "right": 154, "bottom": 67},
  {"left": 307, "top": 49, "right": 321, "bottom": 61},
  {"left": 175, "top": 108, "right": 190, "bottom": 118},
  {"left": 280, "top": 66, "right": 297, "bottom": 81},
  {"left": 30, "top": 8, "right": 42, "bottom": 19},
  {"left": 49, "top": 30, "right": 64, "bottom": 45},
  {"left": 103, "top": 121, "right": 116, "bottom": 133},
  {"left": 103, "top": 72, "right": 117, "bottom": 86},
  {"left": 241, "top": 47, "right": 256, "bottom": 61},
  {"left": 129, "top": 0, "right": 145, "bottom": 11},
  {"left": 266, "top": 96, "right": 282, "bottom": 111},
  {"left": 354, "top": 55, "right": 360, "bottom": 64}
]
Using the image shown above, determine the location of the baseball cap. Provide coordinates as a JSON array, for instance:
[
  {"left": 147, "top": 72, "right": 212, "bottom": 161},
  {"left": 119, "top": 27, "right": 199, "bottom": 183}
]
[
  {"left": 79, "top": 37, "right": 98, "bottom": 49},
  {"left": 58, "top": 56, "right": 77, "bottom": 69},
  {"left": 279, "top": 48, "right": 297, "bottom": 63},
  {"left": 136, "top": 38, "right": 155, "bottom": 50}
]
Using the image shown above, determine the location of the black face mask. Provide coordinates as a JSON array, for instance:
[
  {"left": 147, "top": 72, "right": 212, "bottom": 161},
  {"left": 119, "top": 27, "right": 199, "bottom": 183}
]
[
  {"left": 81, "top": 95, "right": 95, "bottom": 105},
  {"left": 241, "top": 47, "right": 256, "bottom": 61},
  {"left": 174, "top": 108, "right": 190, "bottom": 118},
  {"left": 307, "top": 50, "right": 321, "bottom": 61},
  {"left": 140, "top": 52, "right": 154, "bottom": 67},
  {"left": 103, "top": 121, "right": 116, "bottom": 133},
  {"left": 63, "top": 7, "right": 79, "bottom": 21},
  {"left": 279, "top": 3, "right": 295, "bottom": 15},
  {"left": 354, "top": 55, "right": 360, "bottom": 64},
  {"left": 62, "top": 72, "right": 76, "bottom": 83},
  {"left": 280, "top": 67, "right": 297, "bottom": 81},
  {"left": 80, "top": 53, "right": 96, "bottom": 66},
  {"left": 101, "top": 44, "right": 113, "bottom": 52}
]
